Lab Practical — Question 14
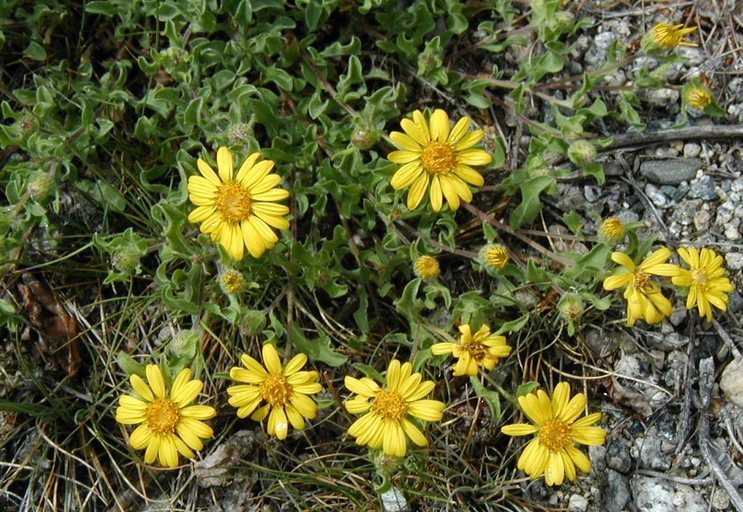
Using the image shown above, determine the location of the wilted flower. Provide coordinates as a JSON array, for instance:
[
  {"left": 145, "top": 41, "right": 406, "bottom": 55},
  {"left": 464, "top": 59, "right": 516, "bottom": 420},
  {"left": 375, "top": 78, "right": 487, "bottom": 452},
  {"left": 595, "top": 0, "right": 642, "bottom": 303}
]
[
  {"left": 642, "top": 22, "right": 697, "bottom": 53},
  {"left": 220, "top": 269, "right": 248, "bottom": 295},
  {"left": 414, "top": 255, "right": 440, "bottom": 279}
]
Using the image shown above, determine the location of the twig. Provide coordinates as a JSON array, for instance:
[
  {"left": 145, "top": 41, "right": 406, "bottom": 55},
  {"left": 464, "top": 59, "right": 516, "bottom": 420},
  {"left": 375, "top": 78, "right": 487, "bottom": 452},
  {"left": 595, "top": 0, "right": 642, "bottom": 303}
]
[
  {"left": 697, "top": 357, "right": 743, "bottom": 512},
  {"left": 675, "top": 329, "right": 696, "bottom": 456},
  {"left": 712, "top": 319, "right": 742, "bottom": 360},
  {"left": 607, "top": 125, "right": 743, "bottom": 150},
  {"left": 635, "top": 469, "right": 714, "bottom": 486}
]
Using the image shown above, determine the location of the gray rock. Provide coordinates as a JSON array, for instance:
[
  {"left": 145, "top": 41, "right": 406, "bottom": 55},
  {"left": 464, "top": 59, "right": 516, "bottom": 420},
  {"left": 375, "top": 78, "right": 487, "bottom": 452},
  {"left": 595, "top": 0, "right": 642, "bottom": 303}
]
[
  {"left": 644, "top": 183, "right": 668, "bottom": 208},
  {"left": 672, "top": 484, "right": 707, "bottom": 512},
  {"left": 638, "top": 435, "right": 671, "bottom": 470},
  {"left": 711, "top": 487, "right": 731, "bottom": 509},
  {"left": 606, "top": 470, "right": 632, "bottom": 512},
  {"left": 585, "top": 32, "right": 619, "bottom": 66},
  {"left": 631, "top": 475, "right": 675, "bottom": 512},
  {"left": 724, "top": 221, "right": 740, "bottom": 241},
  {"left": 688, "top": 175, "right": 717, "bottom": 200},
  {"left": 720, "top": 358, "right": 743, "bottom": 409},
  {"left": 683, "top": 143, "right": 701, "bottom": 158},
  {"left": 693, "top": 209, "right": 711, "bottom": 231},
  {"left": 381, "top": 487, "right": 409, "bottom": 512},
  {"left": 568, "top": 494, "right": 588, "bottom": 512},
  {"left": 726, "top": 252, "right": 743, "bottom": 271},
  {"left": 584, "top": 185, "right": 602, "bottom": 202},
  {"left": 606, "top": 439, "right": 632, "bottom": 473},
  {"left": 643, "top": 88, "right": 680, "bottom": 107},
  {"left": 639, "top": 158, "right": 702, "bottom": 185},
  {"left": 676, "top": 46, "right": 705, "bottom": 65}
]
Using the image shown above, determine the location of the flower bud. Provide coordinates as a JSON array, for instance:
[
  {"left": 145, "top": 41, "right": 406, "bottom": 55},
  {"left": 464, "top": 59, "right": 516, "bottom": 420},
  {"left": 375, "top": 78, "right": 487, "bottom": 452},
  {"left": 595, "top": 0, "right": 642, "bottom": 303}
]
[
  {"left": 414, "top": 255, "right": 440, "bottom": 279},
  {"left": 567, "top": 140, "right": 597, "bottom": 166},
  {"left": 351, "top": 129, "right": 380, "bottom": 150},
  {"left": 169, "top": 330, "right": 200, "bottom": 360},
  {"left": 27, "top": 172, "right": 54, "bottom": 202},
  {"left": 220, "top": 269, "right": 248, "bottom": 295},
  {"left": 558, "top": 294, "right": 584, "bottom": 323},
  {"left": 683, "top": 84, "right": 713, "bottom": 110},
  {"left": 479, "top": 244, "right": 509, "bottom": 270},
  {"left": 112, "top": 246, "right": 143, "bottom": 273},
  {"left": 548, "top": 11, "right": 576, "bottom": 33},
  {"left": 600, "top": 217, "right": 625, "bottom": 243}
]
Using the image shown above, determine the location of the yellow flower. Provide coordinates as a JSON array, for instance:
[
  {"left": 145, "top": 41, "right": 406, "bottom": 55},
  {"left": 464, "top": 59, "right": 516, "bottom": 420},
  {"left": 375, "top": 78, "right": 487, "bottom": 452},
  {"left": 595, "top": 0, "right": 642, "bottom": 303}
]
[
  {"left": 220, "top": 269, "right": 247, "bottom": 295},
  {"left": 227, "top": 344, "right": 323, "bottom": 440},
  {"left": 187, "top": 146, "right": 290, "bottom": 260},
  {"left": 115, "top": 365, "right": 216, "bottom": 468},
  {"left": 602, "top": 248, "right": 679, "bottom": 326},
  {"left": 643, "top": 22, "right": 697, "bottom": 52},
  {"left": 501, "top": 382, "right": 607, "bottom": 486},
  {"left": 414, "top": 255, "right": 440, "bottom": 279},
  {"left": 672, "top": 247, "right": 734, "bottom": 321},
  {"left": 600, "top": 217, "right": 625, "bottom": 243},
  {"left": 387, "top": 109, "right": 492, "bottom": 211},
  {"left": 684, "top": 84, "right": 714, "bottom": 110},
  {"left": 479, "top": 244, "right": 509, "bottom": 270},
  {"left": 431, "top": 324, "right": 511, "bottom": 376},
  {"left": 345, "top": 360, "right": 445, "bottom": 457}
]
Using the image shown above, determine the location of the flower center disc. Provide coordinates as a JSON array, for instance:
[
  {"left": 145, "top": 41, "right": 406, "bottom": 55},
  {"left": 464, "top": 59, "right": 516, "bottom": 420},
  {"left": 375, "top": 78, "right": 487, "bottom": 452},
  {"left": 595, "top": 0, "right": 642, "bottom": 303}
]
[
  {"left": 466, "top": 342, "right": 487, "bottom": 362},
  {"left": 539, "top": 418, "right": 571, "bottom": 452},
  {"left": 146, "top": 399, "right": 180, "bottom": 434},
  {"left": 634, "top": 271, "right": 651, "bottom": 293},
  {"left": 486, "top": 248, "right": 508, "bottom": 268},
  {"left": 691, "top": 268, "right": 708, "bottom": 289},
  {"left": 261, "top": 374, "right": 292, "bottom": 407},
  {"left": 217, "top": 182, "right": 252, "bottom": 223},
  {"left": 371, "top": 390, "right": 408, "bottom": 421},
  {"left": 421, "top": 142, "right": 456, "bottom": 175}
]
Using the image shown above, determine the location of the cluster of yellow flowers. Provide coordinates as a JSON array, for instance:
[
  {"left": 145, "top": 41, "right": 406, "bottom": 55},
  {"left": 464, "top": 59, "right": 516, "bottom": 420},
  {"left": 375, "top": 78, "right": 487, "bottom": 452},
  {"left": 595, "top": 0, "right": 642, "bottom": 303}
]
[
  {"left": 603, "top": 246, "right": 734, "bottom": 325},
  {"left": 115, "top": 322, "right": 606, "bottom": 486}
]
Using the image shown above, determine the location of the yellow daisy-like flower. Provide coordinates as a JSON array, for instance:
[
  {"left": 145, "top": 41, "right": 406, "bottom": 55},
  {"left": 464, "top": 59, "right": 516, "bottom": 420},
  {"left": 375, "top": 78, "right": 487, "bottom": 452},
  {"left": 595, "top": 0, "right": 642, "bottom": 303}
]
[
  {"left": 479, "top": 244, "right": 510, "bottom": 270},
  {"left": 115, "top": 365, "right": 217, "bottom": 468},
  {"left": 345, "top": 360, "right": 445, "bottom": 457},
  {"left": 600, "top": 217, "right": 625, "bottom": 243},
  {"left": 642, "top": 22, "right": 698, "bottom": 53},
  {"left": 602, "top": 247, "right": 679, "bottom": 326},
  {"left": 227, "top": 344, "right": 323, "bottom": 440},
  {"left": 414, "top": 255, "right": 440, "bottom": 279},
  {"left": 672, "top": 247, "right": 734, "bottom": 321},
  {"left": 501, "top": 382, "right": 607, "bottom": 486},
  {"left": 684, "top": 84, "right": 714, "bottom": 110},
  {"left": 431, "top": 324, "right": 511, "bottom": 376},
  {"left": 187, "top": 146, "right": 290, "bottom": 260},
  {"left": 387, "top": 109, "right": 492, "bottom": 211}
]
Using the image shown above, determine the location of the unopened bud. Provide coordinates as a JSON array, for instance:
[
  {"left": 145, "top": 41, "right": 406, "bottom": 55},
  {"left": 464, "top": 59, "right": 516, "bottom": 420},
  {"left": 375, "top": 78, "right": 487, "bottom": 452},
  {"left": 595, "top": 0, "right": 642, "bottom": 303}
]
[
  {"left": 351, "top": 129, "right": 380, "bottom": 150},
  {"left": 27, "top": 172, "right": 54, "bottom": 202},
  {"left": 567, "top": 140, "right": 597, "bottom": 166}
]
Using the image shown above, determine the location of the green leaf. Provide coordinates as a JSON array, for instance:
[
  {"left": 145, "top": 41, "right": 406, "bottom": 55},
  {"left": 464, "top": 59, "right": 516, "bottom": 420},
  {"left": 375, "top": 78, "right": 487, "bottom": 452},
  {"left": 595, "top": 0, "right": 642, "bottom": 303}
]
[
  {"left": 495, "top": 313, "right": 530, "bottom": 335},
  {"left": 510, "top": 175, "right": 556, "bottom": 229},
  {"left": 470, "top": 377, "right": 501, "bottom": 421},
  {"left": 24, "top": 41, "right": 47, "bottom": 61},
  {"left": 85, "top": 1, "right": 118, "bottom": 15},
  {"left": 516, "top": 381, "right": 540, "bottom": 397},
  {"left": 118, "top": 352, "right": 146, "bottom": 378},
  {"left": 290, "top": 325, "right": 348, "bottom": 367}
]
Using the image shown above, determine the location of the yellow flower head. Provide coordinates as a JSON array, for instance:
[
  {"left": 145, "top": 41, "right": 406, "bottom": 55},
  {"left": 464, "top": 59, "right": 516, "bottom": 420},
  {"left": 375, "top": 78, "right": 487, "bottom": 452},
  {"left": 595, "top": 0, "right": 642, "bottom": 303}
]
[
  {"left": 187, "top": 146, "right": 290, "bottom": 260},
  {"left": 414, "top": 255, "right": 440, "bottom": 279},
  {"left": 431, "top": 323, "right": 511, "bottom": 376},
  {"left": 387, "top": 109, "right": 492, "bottom": 211},
  {"left": 220, "top": 269, "right": 247, "bottom": 295},
  {"left": 683, "top": 84, "right": 714, "bottom": 110},
  {"left": 602, "top": 247, "right": 679, "bottom": 326},
  {"left": 115, "top": 365, "right": 217, "bottom": 468},
  {"left": 345, "top": 360, "right": 445, "bottom": 457},
  {"left": 479, "top": 244, "right": 510, "bottom": 270},
  {"left": 600, "top": 217, "right": 625, "bottom": 243},
  {"left": 227, "top": 344, "right": 323, "bottom": 440},
  {"left": 672, "top": 247, "right": 734, "bottom": 321},
  {"left": 643, "top": 22, "right": 698, "bottom": 53},
  {"left": 501, "top": 382, "right": 607, "bottom": 486}
]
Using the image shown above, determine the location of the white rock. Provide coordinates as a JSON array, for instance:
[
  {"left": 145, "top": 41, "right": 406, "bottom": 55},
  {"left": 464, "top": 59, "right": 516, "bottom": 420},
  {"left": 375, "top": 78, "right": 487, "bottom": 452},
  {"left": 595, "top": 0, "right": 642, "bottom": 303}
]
[
  {"left": 568, "top": 494, "right": 588, "bottom": 512},
  {"left": 720, "top": 358, "right": 743, "bottom": 409}
]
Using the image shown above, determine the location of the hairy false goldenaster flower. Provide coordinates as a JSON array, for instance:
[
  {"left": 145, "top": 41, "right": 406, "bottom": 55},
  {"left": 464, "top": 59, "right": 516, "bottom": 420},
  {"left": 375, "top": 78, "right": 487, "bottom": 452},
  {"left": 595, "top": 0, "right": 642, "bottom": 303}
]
[
  {"left": 387, "top": 109, "right": 492, "bottom": 211},
  {"left": 345, "top": 360, "right": 445, "bottom": 457},
  {"left": 602, "top": 248, "right": 679, "bottom": 326},
  {"left": 479, "top": 244, "right": 510, "bottom": 270},
  {"left": 227, "top": 344, "right": 322, "bottom": 440},
  {"left": 431, "top": 323, "right": 511, "bottom": 376},
  {"left": 683, "top": 84, "right": 714, "bottom": 110},
  {"left": 642, "top": 22, "right": 697, "bottom": 53},
  {"left": 187, "top": 146, "right": 289, "bottom": 260},
  {"left": 672, "top": 247, "right": 734, "bottom": 321},
  {"left": 414, "top": 255, "right": 440, "bottom": 279},
  {"left": 501, "top": 382, "right": 607, "bottom": 486},
  {"left": 115, "top": 365, "right": 216, "bottom": 468}
]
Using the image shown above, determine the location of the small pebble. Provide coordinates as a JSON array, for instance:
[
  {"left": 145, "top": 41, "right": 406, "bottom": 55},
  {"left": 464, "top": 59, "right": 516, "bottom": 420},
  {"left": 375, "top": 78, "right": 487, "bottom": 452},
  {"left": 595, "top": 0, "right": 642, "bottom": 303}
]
[{"left": 683, "top": 143, "right": 701, "bottom": 158}]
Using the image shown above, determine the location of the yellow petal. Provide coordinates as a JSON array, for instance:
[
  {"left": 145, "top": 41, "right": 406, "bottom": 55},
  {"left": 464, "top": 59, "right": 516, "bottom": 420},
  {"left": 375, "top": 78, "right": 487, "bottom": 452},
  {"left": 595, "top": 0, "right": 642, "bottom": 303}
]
[
  {"left": 283, "top": 353, "right": 307, "bottom": 376},
  {"left": 129, "top": 424, "right": 152, "bottom": 450},
  {"left": 180, "top": 405, "right": 217, "bottom": 420},
  {"left": 501, "top": 423, "right": 539, "bottom": 436},
  {"left": 388, "top": 150, "right": 421, "bottom": 164},
  {"left": 452, "top": 129, "right": 484, "bottom": 150},
  {"left": 429, "top": 176, "right": 443, "bottom": 211},
  {"left": 390, "top": 161, "right": 424, "bottom": 190},
  {"left": 216, "top": 146, "right": 234, "bottom": 183},
  {"left": 390, "top": 131, "right": 422, "bottom": 151},
  {"left": 402, "top": 418, "right": 428, "bottom": 447},
  {"left": 453, "top": 164, "right": 484, "bottom": 186},
  {"left": 407, "top": 400, "right": 444, "bottom": 421},
  {"left": 197, "top": 158, "right": 221, "bottom": 186},
  {"left": 262, "top": 343, "right": 282, "bottom": 374},
  {"left": 146, "top": 365, "right": 165, "bottom": 399},
  {"left": 406, "top": 172, "right": 429, "bottom": 210},
  {"left": 456, "top": 148, "right": 492, "bottom": 166},
  {"left": 429, "top": 109, "right": 450, "bottom": 142},
  {"left": 235, "top": 152, "right": 262, "bottom": 184},
  {"left": 447, "top": 116, "right": 471, "bottom": 144},
  {"left": 241, "top": 219, "right": 266, "bottom": 259}
]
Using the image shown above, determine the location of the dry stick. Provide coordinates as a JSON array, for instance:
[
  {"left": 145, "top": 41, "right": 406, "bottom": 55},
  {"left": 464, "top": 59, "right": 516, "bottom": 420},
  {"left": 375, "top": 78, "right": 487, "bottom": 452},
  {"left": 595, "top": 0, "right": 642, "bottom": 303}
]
[
  {"left": 606, "top": 125, "right": 743, "bottom": 150},
  {"left": 712, "top": 319, "right": 742, "bottom": 360},
  {"left": 697, "top": 357, "right": 743, "bottom": 512},
  {"left": 675, "top": 328, "right": 696, "bottom": 456}
]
